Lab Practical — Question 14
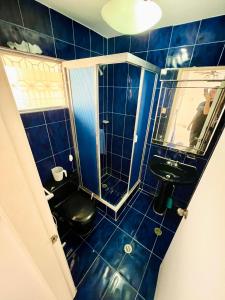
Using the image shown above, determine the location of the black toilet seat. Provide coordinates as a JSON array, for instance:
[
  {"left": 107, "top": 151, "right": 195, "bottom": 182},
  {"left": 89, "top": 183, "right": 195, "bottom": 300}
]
[{"left": 61, "top": 191, "right": 96, "bottom": 225}]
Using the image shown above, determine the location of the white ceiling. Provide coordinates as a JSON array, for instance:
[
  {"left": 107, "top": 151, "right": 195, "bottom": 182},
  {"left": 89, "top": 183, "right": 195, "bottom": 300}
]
[{"left": 37, "top": 0, "right": 225, "bottom": 38}]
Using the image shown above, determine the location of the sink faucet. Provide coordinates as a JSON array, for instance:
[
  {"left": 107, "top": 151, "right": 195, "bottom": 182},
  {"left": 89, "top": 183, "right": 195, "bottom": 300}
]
[{"left": 166, "top": 160, "right": 178, "bottom": 167}]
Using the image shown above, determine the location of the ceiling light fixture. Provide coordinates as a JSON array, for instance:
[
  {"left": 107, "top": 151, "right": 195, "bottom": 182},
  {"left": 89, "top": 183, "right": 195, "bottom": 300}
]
[{"left": 101, "top": 0, "right": 162, "bottom": 35}]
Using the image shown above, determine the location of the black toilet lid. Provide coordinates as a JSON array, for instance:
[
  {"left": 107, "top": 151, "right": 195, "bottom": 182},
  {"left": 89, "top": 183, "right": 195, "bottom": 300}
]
[{"left": 61, "top": 191, "right": 95, "bottom": 224}]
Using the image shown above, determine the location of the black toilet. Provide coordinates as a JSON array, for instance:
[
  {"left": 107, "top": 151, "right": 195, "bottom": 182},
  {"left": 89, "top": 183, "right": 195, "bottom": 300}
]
[{"left": 47, "top": 173, "right": 96, "bottom": 235}]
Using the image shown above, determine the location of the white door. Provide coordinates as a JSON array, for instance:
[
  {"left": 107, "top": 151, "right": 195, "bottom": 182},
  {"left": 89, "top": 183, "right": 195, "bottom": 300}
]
[
  {"left": 0, "top": 58, "right": 76, "bottom": 299},
  {"left": 154, "top": 128, "right": 225, "bottom": 300}
]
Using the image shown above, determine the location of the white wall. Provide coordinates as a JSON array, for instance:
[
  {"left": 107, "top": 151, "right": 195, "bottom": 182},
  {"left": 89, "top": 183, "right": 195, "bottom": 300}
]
[{"left": 155, "top": 128, "right": 225, "bottom": 300}]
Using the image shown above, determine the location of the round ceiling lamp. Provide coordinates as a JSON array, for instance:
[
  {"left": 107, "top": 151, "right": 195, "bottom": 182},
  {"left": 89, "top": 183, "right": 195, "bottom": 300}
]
[{"left": 101, "top": 0, "right": 162, "bottom": 35}]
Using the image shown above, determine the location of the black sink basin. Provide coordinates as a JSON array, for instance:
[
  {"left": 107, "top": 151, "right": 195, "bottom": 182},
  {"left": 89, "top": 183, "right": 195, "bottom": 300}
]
[
  {"left": 149, "top": 155, "right": 197, "bottom": 184},
  {"left": 149, "top": 155, "right": 198, "bottom": 215}
]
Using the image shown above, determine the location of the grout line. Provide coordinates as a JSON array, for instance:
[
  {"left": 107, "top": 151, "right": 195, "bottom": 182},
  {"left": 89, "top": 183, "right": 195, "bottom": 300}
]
[
  {"left": 48, "top": 8, "right": 57, "bottom": 58},
  {"left": 17, "top": 0, "right": 24, "bottom": 27},
  {"left": 43, "top": 111, "right": 56, "bottom": 166},
  {"left": 189, "top": 20, "right": 202, "bottom": 67},
  {"left": 217, "top": 43, "right": 225, "bottom": 66}
]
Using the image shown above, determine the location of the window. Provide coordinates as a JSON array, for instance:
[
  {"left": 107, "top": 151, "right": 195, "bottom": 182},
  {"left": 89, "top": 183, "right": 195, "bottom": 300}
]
[{"left": 2, "top": 53, "right": 67, "bottom": 111}]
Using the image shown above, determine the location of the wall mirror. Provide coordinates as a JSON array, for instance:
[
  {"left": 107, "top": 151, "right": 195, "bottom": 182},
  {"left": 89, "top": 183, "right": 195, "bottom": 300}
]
[{"left": 152, "top": 66, "right": 225, "bottom": 155}]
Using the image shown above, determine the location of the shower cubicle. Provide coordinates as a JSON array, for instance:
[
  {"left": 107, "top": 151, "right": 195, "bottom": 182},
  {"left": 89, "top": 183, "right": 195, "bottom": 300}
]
[{"left": 64, "top": 53, "right": 159, "bottom": 215}]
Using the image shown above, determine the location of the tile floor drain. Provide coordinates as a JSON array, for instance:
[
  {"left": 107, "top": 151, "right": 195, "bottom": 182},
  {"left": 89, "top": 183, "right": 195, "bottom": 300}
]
[
  {"left": 154, "top": 227, "right": 162, "bottom": 236},
  {"left": 102, "top": 183, "right": 108, "bottom": 189},
  {"left": 124, "top": 244, "right": 133, "bottom": 254}
]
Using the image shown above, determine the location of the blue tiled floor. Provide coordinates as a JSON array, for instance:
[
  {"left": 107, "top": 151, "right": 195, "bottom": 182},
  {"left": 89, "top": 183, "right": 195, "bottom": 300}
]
[
  {"left": 61, "top": 190, "right": 181, "bottom": 300},
  {"left": 101, "top": 174, "right": 128, "bottom": 206}
]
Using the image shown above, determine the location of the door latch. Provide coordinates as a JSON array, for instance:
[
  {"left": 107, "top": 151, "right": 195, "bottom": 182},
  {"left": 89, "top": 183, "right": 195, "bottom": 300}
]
[
  {"left": 50, "top": 234, "right": 58, "bottom": 244},
  {"left": 177, "top": 208, "right": 188, "bottom": 219}
]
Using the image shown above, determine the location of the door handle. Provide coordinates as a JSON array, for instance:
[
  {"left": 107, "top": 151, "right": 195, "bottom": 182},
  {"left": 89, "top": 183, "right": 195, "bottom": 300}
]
[
  {"left": 177, "top": 208, "right": 188, "bottom": 219},
  {"left": 50, "top": 234, "right": 58, "bottom": 244}
]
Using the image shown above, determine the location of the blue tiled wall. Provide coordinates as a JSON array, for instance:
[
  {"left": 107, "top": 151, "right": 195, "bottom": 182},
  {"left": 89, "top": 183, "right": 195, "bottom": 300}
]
[
  {"left": 104, "top": 63, "right": 141, "bottom": 183},
  {"left": 21, "top": 108, "right": 76, "bottom": 184},
  {"left": 0, "top": 0, "right": 107, "bottom": 60},
  {"left": 108, "top": 15, "right": 225, "bottom": 207}
]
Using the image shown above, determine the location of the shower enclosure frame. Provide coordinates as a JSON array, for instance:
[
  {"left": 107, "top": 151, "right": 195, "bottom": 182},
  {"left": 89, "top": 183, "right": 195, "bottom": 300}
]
[{"left": 63, "top": 53, "right": 160, "bottom": 213}]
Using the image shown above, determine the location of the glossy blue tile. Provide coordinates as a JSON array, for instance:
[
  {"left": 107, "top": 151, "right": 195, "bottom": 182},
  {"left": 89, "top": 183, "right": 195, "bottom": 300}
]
[
  {"left": 130, "top": 32, "right": 150, "bottom": 52},
  {"left": 114, "top": 63, "right": 128, "bottom": 87},
  {"left": 114, "top": 181, "right": 128, "bottom": 195},
  {"left": 62, "top": 231, "right": 83, "bottom": 259},
  {"left": 218, "top": 47, "right": 225, "bottom": 65},
  {"left": 113, "top": 87, "right": 127, "bottom": 113},
  {"left": 123, "top": 139, "right": 133, "bottom": 159},
  {"left": 149, "top": 26, "right": 172, "bottom": 50},
  {"left": 55, "top": 39, "right": 75, "bottom": 60},
  {"left": 135, "top": 294, "right": 145, "bottom": 300},
  {"left": 68, "top": 242, "right": 98, "bottom": 285},
  {"left": 132, "top": 192, "right": 152, "bottom": 214},
  {"left": 113, "top": 114, "right": 125, "bottom": 136},
  {"left": 153, "top": 227, "right": 174, "bottom": 259},
  {"left": 112, "top": 136, "right": 123, "bottom": 156},
  {"left": 23, "top": 29, "right": 55, "bottom": 57},
  {"left": 197, "top": 15, "right": 225, "bottom": 44},
  {"left": 20, "top": 112, "right": 44, "bottom": 128},
  {"left": 162, "top": 210, "right": 182, "bottom": 232},
  {"left": 143, "top": 145, "right": 150, "bottom": 165},
  {"left": 139, "top": 254, "right": 161, "bottom": 300},
  {"left": 44, "top": 109, "right": 65, "bottom": 123},
  {"left": 115, "top": 35, "right": 130, "bottom": 53},
  {"left": 50, "top": 9, "right": 73, "bottom": 44},
  {"left": 47, "top": 121, "right": 69, "bottom": 154},
  {"left": 86, "top": 218, "right": 116, "bottom": 252},
  {"left": 20, "top": 0, "right": 52, "bottom": 35},
  {"left": 64, "top": 108, "right": 70, "bottom": 120},
  {"left": 101, "top": 228, "right": 132, "bottom": 268},
  {"left": 0, "top": 0, "right": 22, "bottom": 25},
  {"left": 103, "top": 271, "right": 137, "bottom": 300},
  {"left": 166, "top": 149, "right": 185, "bottom": 163},
  {"left": 66, "top": 120, "right": 73, "bottom": 148},
  {"left": 171, "top": 21, "right": 200, "bottom": 47},
  {"left": 91, "top": 51, "right": 100, "bottom": 57},
  {"left": 118, "top": 240, "right": 150, "bottom": 290},
  {"left": 104, "top": 37, "right": 108, "bottom": 55},
  {"left": 126, "top": 88, "right": 139, "bottom": 115},
  {"left": 166, "top": 46, "right": 194, "bottom": 68},
  {"left": 108, "top": 37, "right": 115, "bottom": 54},
  {"left": 190, "top": 42, "right": 224, "bottom": 66},
  {"left": 121, "top": 158, "right": 130, "bottom": 176},
  {"left": 55, "top": 149, "right": 74, "bottom": 172},
  {"left": 147, "top": 49, "right": 168, "bottom": 68},
  {"left": 119, "top": 208, "right": 144, "bottom": 237},
  {"left": 75, "top": 46, "right": 90, "bottom": 59},
  {"left": 75, "top": 256, "right": 114, "bottom": 300},
  {"left": 73, "top": 21, "right": 90, "bottom": 49},
  {"left": 36, "top": 156, "right": 55, "bottom": 183},
  {"left": 128, "top": 64, "right": 141, "bottom": 87},
  {"left": 26, "top": 125, "right": 52, "bottom": 161},
  {"left": 0, "top": 20, "right": 26, "bottom": 49},
  {"left": 124, "top": 116, "right": 135, "bottom": 139},
  {"left": 146, "top": 200, "right": 164, "bottom": 224},
  {"left": 132, "top": 51, "right": 147, "bottom": 60},
  {"left": 172, "top": 184, "right": 195, "bottom": 207},
  {"left": 135, "top": 217, "right": 158, "bottom": 250},
  {"left": 111, "top": 154, "right": 122, "bottom": 172},
  {"left": 91, "top": 30, "right": 103, "bottom": 54}
]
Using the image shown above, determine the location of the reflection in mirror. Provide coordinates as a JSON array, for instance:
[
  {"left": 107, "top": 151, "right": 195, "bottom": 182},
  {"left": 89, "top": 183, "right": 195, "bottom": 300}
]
[{"left": 153, "top": 67, "right": 225, "bottom": 155}]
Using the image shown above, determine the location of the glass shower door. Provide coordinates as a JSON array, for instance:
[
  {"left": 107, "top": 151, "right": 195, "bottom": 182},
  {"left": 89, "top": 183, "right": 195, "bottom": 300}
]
[
  {"left": 99, "top": 62, "right": 141, "bottom": 206},
  {"left": 69, "top": 67, "right": 100, "bottom": 196},
  {"left": 129, "top": 70, "right": 157, "bottom": 190}
]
